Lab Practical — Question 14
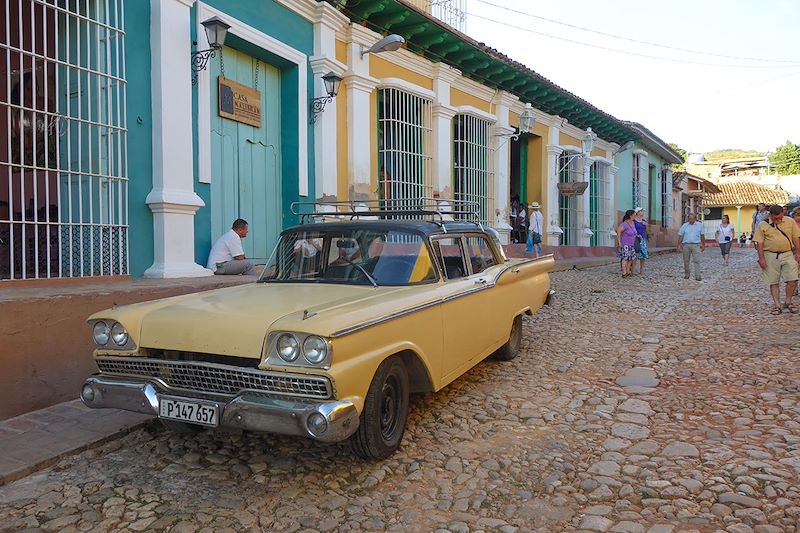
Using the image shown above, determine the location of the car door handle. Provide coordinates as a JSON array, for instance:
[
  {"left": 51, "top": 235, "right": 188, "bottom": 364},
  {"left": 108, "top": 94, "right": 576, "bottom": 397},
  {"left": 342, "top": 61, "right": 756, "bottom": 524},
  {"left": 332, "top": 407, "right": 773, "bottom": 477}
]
[
  {"left": 474, "top": 278, "right": 487, "bottom": 285},
  {"left": 511, "top": 268, "right": 521, "bottom": 273}
]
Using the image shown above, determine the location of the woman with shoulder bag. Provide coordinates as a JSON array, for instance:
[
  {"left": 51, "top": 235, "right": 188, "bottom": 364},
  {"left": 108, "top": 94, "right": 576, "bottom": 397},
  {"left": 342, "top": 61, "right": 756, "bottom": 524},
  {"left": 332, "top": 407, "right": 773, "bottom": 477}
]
[
  {"left": 716, "top": 214, "right": 735, "bottom": 266},
  {"left": 616, "top": 210, "right": 638, "bottom": 278}
]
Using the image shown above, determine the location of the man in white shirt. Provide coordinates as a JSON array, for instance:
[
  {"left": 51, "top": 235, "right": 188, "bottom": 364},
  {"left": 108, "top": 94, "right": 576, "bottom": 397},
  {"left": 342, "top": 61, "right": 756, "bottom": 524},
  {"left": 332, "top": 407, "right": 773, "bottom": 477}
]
[{"left": 207, "top": 219, "right": 256, "bottom": 275}]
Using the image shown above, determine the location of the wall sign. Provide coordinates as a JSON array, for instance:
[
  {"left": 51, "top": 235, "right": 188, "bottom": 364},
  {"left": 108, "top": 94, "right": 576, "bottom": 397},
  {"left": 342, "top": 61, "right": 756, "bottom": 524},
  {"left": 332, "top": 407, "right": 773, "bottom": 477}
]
[{"left": 218, "top": 77, "right": 261, "bottom": 127}]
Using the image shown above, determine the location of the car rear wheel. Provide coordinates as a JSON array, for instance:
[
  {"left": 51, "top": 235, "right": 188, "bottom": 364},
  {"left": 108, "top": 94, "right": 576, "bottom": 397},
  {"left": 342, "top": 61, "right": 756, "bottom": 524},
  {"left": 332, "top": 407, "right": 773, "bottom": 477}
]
[
  {"left": 159, "top": 420, "right": 206, "bottom": 433},
  {"left": 493, "top": 314, "right": 522, "bottom": 361},
  {"left": 350, "top": 357, "right": 410, "bottom": 460}
]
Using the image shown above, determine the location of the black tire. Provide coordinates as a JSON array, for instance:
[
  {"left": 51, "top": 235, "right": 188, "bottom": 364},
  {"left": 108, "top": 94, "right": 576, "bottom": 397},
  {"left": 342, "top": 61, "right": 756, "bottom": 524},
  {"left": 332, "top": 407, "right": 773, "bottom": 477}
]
[
  {"left": 493, "top": 314, "right": 523, "bottom": 361},
  {"left": 350, "top": 357, "right": 410, "bottom": 460},
  {"left": 159, "top": 419, "right": 206, "bottom": 433}
]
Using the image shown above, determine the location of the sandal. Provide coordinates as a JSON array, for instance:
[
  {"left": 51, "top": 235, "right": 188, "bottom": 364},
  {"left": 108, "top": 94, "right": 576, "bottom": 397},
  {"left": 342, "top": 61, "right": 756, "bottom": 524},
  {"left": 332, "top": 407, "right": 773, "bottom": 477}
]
[
  {"left": 784, "top": 303, "right": 799, "bottom": 314},
  {"left": 771, "top": 306, "right": 783, "bottom": 315}
]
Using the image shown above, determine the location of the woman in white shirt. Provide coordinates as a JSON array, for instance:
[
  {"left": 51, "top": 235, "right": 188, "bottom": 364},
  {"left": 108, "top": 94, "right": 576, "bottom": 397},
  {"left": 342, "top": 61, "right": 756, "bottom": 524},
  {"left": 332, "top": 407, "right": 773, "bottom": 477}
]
[{"left": 715, "top": 214, "right": 735, "bottom": 266}]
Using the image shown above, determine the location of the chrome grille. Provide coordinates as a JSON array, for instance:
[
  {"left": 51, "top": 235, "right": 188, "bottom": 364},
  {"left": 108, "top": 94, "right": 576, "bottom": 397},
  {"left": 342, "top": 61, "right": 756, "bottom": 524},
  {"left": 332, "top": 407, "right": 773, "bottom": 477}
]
[{"left": 96, "top": 357, "right": 332, "bottom": 399}]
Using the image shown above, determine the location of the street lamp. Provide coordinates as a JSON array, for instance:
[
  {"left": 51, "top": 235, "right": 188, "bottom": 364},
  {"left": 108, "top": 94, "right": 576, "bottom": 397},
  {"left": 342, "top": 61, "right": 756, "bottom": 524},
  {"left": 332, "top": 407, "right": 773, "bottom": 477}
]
[
  {"left": 495, "top": 104, "right": 536, "bottom": 145},
  {"left": 557, "top": 127, "right": 597, "bottom": 174},
  {"left": 191, "top": 16, "right": 231, "bottom": 85},
  {"left": 361, "top": 34, "right": 405, "bottom": 58},
  {"left": 310, "top": 71, "right": 343, "bottom": 124}
]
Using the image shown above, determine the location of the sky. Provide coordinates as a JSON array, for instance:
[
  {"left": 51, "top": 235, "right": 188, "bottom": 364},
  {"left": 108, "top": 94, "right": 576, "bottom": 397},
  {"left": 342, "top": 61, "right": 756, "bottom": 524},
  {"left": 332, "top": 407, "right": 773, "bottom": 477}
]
[{"left": 463, "top": 0, "right": 800, "bottom": 154}]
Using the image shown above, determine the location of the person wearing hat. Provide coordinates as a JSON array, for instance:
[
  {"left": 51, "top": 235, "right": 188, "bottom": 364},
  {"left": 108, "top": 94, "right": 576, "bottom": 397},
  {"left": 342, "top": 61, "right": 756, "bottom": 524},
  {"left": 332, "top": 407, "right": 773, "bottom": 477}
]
[
  {"left": 633, "top": 207, "right": 649, "bottom": 275},
  {"left": 526, "top": 202, "right": 544, "bottom": 257}
]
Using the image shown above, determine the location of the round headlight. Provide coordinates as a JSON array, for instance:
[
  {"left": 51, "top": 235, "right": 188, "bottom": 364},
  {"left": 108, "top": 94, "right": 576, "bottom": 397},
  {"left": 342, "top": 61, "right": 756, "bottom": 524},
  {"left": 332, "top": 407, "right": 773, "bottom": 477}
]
[
  {"left": 110, "top": 322, "right": 129, "bottom": 346},
  {"left": 302, "top": 336, "right": 328, "bottom": 364},
  {"left": 277, "top": 334, "right": 300, "bottom": 362},
  {"left": 93, "top": 321, "right": 110, "bottom": 345}
]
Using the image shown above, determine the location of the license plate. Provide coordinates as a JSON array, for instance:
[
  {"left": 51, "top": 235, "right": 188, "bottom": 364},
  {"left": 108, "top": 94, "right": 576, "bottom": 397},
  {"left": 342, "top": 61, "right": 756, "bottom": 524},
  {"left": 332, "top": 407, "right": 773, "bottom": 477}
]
[{"left": 158, "top": 396, "right": 219, "bottom": 427}]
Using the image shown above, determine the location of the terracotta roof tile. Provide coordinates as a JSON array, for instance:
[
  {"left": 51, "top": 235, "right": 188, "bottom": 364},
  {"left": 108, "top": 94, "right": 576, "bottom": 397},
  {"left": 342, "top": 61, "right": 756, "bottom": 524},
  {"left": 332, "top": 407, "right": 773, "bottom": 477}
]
[{"left": 703, "top": 181, "right": 789, "bottom": 207}]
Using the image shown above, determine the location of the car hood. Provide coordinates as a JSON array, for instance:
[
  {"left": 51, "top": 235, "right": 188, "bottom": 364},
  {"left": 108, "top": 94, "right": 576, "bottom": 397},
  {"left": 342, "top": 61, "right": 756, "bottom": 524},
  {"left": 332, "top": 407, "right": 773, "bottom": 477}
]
[{"left": 136, "top": 283, "right": 408, "bottom": 358}]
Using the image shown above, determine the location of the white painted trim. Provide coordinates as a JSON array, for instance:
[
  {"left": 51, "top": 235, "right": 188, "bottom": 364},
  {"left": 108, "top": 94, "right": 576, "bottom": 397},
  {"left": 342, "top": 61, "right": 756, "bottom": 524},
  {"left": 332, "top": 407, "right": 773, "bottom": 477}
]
[
  {"left": 454, "top": 105, "right": 497, "bottom": 123},
  {"left": 451, "top": 75, "right": 497, "bottom": 103},
  {"left": 560, "top": 144, "right": 582, "bottom": 154},
  {"left": 196, "top": 2, "right": 309, "bottom": 195},
  {"left": 377, "top": 77, "right": 436, "bottom": 101},
  {"left": 591, "top": 156, "right": 613, "bottom": 166},
  {"left": 632, "top": 148, "right": 649, "bottom": 157}
]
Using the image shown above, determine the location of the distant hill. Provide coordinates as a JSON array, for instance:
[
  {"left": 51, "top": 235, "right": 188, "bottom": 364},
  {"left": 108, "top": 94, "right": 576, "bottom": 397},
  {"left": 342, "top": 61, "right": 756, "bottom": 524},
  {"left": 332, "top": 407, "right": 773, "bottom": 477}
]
[{"left": 703, "top": 149, "right": 764, "bottom": 161}]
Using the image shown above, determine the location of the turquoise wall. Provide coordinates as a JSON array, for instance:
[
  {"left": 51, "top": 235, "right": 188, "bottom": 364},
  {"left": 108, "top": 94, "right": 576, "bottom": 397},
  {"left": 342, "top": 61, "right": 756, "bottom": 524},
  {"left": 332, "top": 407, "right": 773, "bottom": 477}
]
[
  {"left": 125, "top": 2, "right": 154, "bottom": 277},
  {"left": 192, "top": 0, "right": 315, "bottom": 266},
  {"left": 614, "top": 145, "right": 669, "bottom": 224}
]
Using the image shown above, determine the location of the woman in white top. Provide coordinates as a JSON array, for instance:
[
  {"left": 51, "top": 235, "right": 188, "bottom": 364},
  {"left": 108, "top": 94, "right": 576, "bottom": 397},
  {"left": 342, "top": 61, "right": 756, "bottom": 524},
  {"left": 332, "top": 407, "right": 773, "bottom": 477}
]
[{"left": 715, "top": 214, "right": 735, "bottom": 266}]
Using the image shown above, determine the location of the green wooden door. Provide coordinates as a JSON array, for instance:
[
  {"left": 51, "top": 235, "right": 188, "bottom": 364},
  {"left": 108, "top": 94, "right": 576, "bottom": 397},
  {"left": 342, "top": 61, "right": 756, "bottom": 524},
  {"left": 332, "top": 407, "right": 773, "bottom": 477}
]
[{"left": 210, "top": 47, "right": 281, "bottom": 260}]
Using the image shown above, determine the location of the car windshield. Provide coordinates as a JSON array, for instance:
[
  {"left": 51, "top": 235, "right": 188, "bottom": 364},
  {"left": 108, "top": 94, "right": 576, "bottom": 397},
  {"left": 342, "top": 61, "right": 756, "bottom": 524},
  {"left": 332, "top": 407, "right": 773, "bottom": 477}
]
[{"left": 259, "top": 228, "right": 438, "bottom": 286}]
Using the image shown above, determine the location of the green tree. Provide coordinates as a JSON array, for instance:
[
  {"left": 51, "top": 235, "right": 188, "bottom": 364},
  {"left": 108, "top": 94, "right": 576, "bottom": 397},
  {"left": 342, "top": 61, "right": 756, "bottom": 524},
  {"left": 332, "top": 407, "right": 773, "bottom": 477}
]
[
  {"left": 769, "top": 141, "right": 800, "bottom": 176},
  {"left": 668, "top": 142, "right": 688, "bottom": 163}
]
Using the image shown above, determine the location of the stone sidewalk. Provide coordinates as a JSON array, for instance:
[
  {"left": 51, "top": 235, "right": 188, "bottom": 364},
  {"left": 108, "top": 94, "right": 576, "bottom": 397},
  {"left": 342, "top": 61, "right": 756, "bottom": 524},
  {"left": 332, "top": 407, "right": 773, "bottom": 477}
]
[{"left": 0, "top": 401, "right": 151, "bottom": 486}]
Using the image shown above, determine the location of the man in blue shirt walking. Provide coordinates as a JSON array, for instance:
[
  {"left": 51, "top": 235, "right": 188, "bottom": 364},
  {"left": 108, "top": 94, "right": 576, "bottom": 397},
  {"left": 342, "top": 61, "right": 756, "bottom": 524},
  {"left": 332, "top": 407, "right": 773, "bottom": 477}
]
[{"left": 678, "top": 212, "right": 705, "bottom": 280}]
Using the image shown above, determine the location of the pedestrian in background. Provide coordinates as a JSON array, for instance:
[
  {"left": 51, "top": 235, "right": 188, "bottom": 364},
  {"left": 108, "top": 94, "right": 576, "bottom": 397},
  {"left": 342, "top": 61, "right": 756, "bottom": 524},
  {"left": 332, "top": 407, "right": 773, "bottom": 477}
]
[
  {"left": 754, "top": 204, "right": 800, "bottom": 314},
  {"left": 526, "top": 202, "right": 544, "bottom": 258},
  {"left": 716, "top": 214, "right": 735, "bottom": 266},
  {"left": 633, "top": 207, "right": 649, "bottom": 275},
  {"left": 678, "top": 212, "right": 705, "bottom": 281},
  {"left": 616, "top": 210, "right": 637, "bottom": 278},
  {"left": 752, "top": 203, "right": 768, "bottom": 252},
  {"left": 739, "top": 233, "right": 747, "bottom": 248}
]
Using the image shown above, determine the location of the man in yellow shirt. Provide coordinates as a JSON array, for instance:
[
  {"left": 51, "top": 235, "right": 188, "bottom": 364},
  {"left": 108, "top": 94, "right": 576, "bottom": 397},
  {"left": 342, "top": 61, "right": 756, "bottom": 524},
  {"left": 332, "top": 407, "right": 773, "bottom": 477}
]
[{"left": 754, "top": 204, "right": 800, "bottom": 314}]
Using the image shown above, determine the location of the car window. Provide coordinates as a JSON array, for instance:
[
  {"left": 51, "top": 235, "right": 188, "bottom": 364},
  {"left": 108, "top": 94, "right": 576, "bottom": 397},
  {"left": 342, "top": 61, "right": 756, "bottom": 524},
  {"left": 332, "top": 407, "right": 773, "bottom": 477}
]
[
  {"left": 433, "top": 237, "right": 467, "bottom": 280},
  {"left": 262, "top": 229, "right": 436, "bottom": 286},
  {"left": 464, "top": 236, "right": 497, "bottom": 275}
]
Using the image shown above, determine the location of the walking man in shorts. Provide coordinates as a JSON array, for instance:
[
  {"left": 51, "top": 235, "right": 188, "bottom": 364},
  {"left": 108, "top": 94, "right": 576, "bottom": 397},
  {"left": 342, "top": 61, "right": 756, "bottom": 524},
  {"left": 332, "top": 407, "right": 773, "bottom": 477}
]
[{"left": 754, "top": 204, "right": 800, "bottom": 314}]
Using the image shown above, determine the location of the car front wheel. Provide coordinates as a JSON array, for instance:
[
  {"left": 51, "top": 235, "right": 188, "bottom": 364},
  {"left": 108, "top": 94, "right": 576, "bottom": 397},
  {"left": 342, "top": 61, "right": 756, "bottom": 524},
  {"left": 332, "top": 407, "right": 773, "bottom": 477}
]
[
  {"left": 350, "top": 357, "right": 410, "bottom": 460},
  {"left": 493, "top": 314, "right": 522, "bottom": 361}
]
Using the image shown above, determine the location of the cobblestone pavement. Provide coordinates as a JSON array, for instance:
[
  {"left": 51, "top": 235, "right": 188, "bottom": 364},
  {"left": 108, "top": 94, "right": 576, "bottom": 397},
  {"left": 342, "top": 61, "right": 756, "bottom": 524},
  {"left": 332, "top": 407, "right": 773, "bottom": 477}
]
[{"left": 2, "top": 249, "right": 800, "bottom": 533}]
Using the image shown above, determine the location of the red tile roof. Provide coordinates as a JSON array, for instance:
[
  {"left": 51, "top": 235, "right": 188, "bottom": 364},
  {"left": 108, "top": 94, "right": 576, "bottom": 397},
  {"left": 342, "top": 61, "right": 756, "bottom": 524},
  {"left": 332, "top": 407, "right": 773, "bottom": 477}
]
[{"left": 703, "top": 181, "right": 789, "bottom": 207}]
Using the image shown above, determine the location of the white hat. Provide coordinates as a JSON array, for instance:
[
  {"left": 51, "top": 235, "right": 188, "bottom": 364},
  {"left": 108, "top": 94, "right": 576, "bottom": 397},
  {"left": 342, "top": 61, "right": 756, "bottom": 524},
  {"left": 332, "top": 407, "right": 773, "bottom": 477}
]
[
  {"left": 634, "top": 207, "right": 643, "bottom": 213},
  {"left": 529, "top": 202, "right": 541, "bottom": 209}
]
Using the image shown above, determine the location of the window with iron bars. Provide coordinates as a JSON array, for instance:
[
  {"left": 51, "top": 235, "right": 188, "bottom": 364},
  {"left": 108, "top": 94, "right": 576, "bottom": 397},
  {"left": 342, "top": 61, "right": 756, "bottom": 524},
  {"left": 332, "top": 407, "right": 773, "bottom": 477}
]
[
  {"left": 558, "top": 152, "right": 580, "bottom": 246},
  {"left": 0, "top": 0, "right": 128, "bottom": 280},
  {"left": 377, "top": 88, "right": 432, "bottom": 215},
  {"left": 589, "top": 161, "right": 612, "bottom": 246},
  {"left": 632, "top": 153, "right": 648, "bottom": 211},
  {"left": 453, "top": 113, "right": 493, "bottom": 224},
  {"left": 661, "top": 169, "right": 671, "bottom": 227}
]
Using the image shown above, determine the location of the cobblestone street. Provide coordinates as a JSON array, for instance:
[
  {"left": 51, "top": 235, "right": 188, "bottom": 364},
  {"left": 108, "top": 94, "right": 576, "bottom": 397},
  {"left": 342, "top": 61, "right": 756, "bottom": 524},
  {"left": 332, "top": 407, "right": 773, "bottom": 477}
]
[{"left": 2, "top": 249, "right": 800, "bottom": 533}]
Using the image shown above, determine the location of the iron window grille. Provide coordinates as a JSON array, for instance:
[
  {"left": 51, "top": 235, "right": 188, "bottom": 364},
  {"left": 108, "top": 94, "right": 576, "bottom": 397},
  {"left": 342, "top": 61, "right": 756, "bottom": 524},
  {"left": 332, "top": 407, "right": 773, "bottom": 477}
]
[
  {"left": 632, "top": 152, "right": 648, "bottom": 212},
  {"left": 453, "top": 113, "right": 494, "bottom": 225},
  {"left": 558, "top": 151, "right": 580, "bottom": 246},
  {"left": 377, "top": 88, "right": 432, "bottom": 217},
  {"left": 589, "top": 161, "right": 612, "bottom": 246},
  {"left": 660, "top": 169, "right": 670, "bottom": 228},
  {"left": 1, "top": 0, "right": 128, "bottom": 280}
]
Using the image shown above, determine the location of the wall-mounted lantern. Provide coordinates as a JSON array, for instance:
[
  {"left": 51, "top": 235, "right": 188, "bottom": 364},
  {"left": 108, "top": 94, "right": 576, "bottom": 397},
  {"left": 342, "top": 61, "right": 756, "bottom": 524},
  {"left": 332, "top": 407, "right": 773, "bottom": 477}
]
[
  {"left": 310, "top": 71, "right": 343, "bottom": 124},
  {"left": 495, "top": 103, "right": 536, "bottom": 146},
  {"left": 191, "top": 16, "right": 231, "bottom": 85}
]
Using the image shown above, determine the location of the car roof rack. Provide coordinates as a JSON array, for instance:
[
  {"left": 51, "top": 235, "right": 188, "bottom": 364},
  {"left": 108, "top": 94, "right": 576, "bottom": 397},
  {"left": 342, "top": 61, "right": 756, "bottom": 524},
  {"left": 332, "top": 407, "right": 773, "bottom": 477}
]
[{"left": 290, "top": 198, "right": 484, "bottom": 232}]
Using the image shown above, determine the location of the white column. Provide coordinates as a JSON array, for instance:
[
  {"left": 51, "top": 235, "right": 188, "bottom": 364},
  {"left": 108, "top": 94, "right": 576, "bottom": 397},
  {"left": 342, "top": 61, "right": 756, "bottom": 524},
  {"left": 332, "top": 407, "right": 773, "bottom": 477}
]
[
  {"left": 144, "top": 0, "right": 211, "bottom": 278},
  {"left": 431, "top": 63, "right": 459, "bottom": 201},
  {"left": 544, "top": 121, "right": 563, "bottom": 246},
  {"left": 609, "top": 164, "right": 618, "bottom": 243},
  {"left": 491, "top": 91, "right": 519, "bottom": 243},
  {"left": 344, "top": 27, "right": 378, "bottom": 202},
  {"left": 310, "top": 4, "right": 348, "bottom": 201},
  {"left": 579, "top": 157, "right": 592, "bottom": 246}
]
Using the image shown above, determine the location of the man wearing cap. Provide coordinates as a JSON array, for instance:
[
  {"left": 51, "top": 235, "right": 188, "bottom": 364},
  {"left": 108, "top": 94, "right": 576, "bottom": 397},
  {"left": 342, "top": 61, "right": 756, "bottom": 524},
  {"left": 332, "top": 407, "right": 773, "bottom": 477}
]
[
  {"left": 677, "top": 212, "right": 705, "bottom": 281},
  {"left": 527, "top": 202, "right": 544, "bottom": 258},
  {"left": 753, "top": 204, "right": 800, "bottom": 314}
]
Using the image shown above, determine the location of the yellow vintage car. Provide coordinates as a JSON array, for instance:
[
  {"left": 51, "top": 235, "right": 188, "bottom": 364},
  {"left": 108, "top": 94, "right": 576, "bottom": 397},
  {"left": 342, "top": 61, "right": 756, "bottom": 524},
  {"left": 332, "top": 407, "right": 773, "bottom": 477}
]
[{"left": 80, "top": 208, "right": 554, "bottom": 459}]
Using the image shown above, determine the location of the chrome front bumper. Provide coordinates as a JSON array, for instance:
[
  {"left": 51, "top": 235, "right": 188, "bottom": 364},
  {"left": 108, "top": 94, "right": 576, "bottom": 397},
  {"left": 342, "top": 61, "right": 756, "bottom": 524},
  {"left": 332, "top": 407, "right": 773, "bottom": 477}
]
[
  {"left": 80, "top": 375, "right": 360, "bottom": 443},
  {"left": 544, "top": 288, "right": 555, "bottom": 305}
]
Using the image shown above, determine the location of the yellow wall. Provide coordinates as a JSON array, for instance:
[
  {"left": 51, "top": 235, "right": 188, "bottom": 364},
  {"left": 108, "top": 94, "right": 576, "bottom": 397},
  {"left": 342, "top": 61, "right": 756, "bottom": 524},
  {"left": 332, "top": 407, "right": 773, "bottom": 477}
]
[
  {"left": 591, "top": 147, "right": 605, "bottom": 158},
  {"left": 722, "top": 206, "right": 757, "bottom": 236},
  {"left": 450, "top": 87, "right": 491, "bottom": 112},
  {"left": 369, "top": 56, "right": 433, "bottom": 90},
  {"left": 527, "top": 135, "right": 544, "bottom": 207},
  {"left": 559, "top": 131, "right": 580, "bottom": 147},
  {"left": 335, "top": 39, "right": 347, "bottom": 64}
]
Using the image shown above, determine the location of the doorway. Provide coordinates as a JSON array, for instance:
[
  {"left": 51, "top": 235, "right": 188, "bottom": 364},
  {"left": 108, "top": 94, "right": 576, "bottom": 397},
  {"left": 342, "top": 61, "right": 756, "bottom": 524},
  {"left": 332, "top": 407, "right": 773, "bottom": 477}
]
[{"left": 209, "top": 46, "right": 281, "bottom": 261}]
